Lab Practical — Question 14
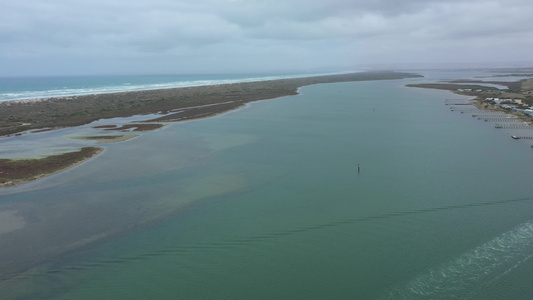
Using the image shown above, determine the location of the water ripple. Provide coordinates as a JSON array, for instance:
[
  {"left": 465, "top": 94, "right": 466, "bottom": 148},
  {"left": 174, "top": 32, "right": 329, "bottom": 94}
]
[
  {"left": 385, "top": 221, "right": 533, "bottom": 299},
  {"left": 3, "top": 196, "right": 533, "bottom": 283}
]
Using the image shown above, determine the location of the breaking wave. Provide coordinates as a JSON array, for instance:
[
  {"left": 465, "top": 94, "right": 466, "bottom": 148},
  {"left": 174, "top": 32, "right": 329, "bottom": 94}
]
[{"left": 0, "top": 72, "right": 347, "bottom": 102}]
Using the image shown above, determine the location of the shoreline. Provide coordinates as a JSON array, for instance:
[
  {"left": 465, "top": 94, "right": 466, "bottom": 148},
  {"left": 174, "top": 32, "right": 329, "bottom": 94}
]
[
  {"left": 0, "top": 71, "right": 421, "bottom": 187},
  {"left": 407, "top": 78, "right": 533, "bottom": 128},
  {"left": 0, "top": 72, "right": 428, "bottom": 281},
  {"left": 0, "top": 147, "right": 103, "bottom": 187},
  {"left": 0, "top": 71, "right": 421, "bottom": 137}
]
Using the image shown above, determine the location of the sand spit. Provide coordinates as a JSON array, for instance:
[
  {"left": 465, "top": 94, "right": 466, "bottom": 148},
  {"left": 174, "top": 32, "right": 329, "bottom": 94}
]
[
  {"left": 0, "top": 72, "right": 422, "bottom": 137},
  {"left": 71, "top": 134, "right": 139, "bottom": 144},
  {"left": 104, "top": 123, "right": 165, "bottom": 131}
]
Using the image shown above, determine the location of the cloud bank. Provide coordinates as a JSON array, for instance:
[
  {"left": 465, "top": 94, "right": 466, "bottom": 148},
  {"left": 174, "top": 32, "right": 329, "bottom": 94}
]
[{"left": 1, "top": 0, "right": 533, "bottom": 75}]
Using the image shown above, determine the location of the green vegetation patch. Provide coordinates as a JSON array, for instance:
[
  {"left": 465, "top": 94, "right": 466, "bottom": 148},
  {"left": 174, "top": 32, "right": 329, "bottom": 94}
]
[{"left": 0, "top": 147, "right": 102, "bottom": 186}]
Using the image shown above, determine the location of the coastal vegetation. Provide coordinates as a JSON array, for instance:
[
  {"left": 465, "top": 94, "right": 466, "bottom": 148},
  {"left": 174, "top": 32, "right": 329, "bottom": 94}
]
[
  {"left": 0, "top": 72, "right": 422, "bottom": 187},
  {"left": 0, "top": 147, "right": 102, "bottom": 187},
  {"left": 0, "top": 72, "right": 421, "bottom": 137},
  {"left": 3, "top": 72, "right": 533, "bottom": 187},
  {"left": 408, "top": 78, "right": 533, "bottom": 102},
  {"left": 407, "top": 78, "right": 533, "bottom": 121}
]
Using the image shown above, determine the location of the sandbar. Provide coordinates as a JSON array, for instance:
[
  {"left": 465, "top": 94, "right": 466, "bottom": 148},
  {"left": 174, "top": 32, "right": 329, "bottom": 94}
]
[{"left": 71, "top": 134, "right": 139, "bottom": 144}]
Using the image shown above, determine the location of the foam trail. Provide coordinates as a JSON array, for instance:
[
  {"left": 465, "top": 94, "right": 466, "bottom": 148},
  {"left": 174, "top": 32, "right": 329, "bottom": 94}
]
[{"left": 386, "top": 221, "right": 533, "bottom": 299}]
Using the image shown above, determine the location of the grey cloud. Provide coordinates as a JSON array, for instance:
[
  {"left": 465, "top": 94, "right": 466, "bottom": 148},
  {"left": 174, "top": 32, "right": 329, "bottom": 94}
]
[{"left": 1, "top": 0, "right": 533, "bottom": 76}]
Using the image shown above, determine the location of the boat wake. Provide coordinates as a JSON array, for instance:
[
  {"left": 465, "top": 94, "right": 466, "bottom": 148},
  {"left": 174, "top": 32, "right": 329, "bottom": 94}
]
[{"left": 385, "top": 221, "right": 533, "bottom": 299}]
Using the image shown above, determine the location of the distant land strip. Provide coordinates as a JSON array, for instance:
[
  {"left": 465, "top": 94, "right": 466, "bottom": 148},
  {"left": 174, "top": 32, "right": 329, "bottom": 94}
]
[
  {"left": 0, "top": 71, "right": 422, "bottom": 137},
  {"left": 407, "top": 77, "right": 533, "bottom": 125}
]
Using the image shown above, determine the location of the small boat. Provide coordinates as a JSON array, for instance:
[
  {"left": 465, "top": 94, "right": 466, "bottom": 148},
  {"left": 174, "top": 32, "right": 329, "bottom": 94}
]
[{"left": 512, "top": 135, "right": 520, "bottom": 139}]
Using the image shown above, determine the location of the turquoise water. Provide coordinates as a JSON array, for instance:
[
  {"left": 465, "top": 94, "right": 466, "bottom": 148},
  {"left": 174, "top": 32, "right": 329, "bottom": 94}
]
[{"left": 2, "top": 74, "right": 533, "bottom": 299}]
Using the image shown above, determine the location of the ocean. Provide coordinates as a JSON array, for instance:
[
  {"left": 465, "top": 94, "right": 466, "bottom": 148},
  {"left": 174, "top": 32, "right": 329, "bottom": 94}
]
[
  {"left": 1, "top": 70, "right": 533, "bottom": 299},
  {"left": 0, "top": 72, "right": 345, "bottom": 102}
]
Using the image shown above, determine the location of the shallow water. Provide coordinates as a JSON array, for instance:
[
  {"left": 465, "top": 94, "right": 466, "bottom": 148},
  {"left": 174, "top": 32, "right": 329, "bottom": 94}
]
[{"left": 1, "top": 72, "right": 533, "bottom": 299}]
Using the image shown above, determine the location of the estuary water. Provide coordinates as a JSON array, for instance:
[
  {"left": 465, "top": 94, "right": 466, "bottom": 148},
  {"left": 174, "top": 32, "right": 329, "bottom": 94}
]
[{"left": 2, "top": 71, "right": 533, "bottom": 299}]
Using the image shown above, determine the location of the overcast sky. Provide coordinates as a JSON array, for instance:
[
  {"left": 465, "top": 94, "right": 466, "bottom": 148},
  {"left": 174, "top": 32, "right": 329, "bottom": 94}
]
[{"left": 1, "top": 0, "right": 533, "bottom": 76}]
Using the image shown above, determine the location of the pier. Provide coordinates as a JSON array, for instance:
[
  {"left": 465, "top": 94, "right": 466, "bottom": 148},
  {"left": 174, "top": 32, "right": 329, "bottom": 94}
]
[
  {"left": 446, "top": 100, "right": 533, "bottom": 148},
  {"left": 444, "top": 99, "right": 471, "bottom": 105},
  {"left": 479, "top": 117, "right": 520, "bottom": 122},
  {"left": 495, "top": 124, "right": 532, "bottom": 130}
]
